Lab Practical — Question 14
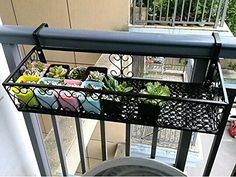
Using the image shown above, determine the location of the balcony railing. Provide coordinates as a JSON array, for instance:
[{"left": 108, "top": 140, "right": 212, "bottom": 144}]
[
  {"left": 1, "top": 25, "right": 236, "bottom": 176},
  {"left": 131, "top": 0, "right": 229, "bottom": 27}
]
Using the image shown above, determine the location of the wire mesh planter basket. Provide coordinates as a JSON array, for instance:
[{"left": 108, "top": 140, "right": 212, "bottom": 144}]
[{"left": 2, "top": 46, "right": 228, "bottom": 134}]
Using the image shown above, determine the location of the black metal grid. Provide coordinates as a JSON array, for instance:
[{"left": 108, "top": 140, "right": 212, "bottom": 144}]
[{"left": 2, "top": 47, "right": 228, "bottom": 134}]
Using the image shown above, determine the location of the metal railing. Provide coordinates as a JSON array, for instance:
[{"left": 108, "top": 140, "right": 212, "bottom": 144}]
[
  {"left": 131, "top": 0, "right": 229, "bottom": 27},
  {"left": 1, "top": 25, "right": 236, "bottom": 176}
]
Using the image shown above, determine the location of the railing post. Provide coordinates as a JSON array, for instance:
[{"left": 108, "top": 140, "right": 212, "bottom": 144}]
[
  {"left": 220, "top": 0, "right": 229, "bottom": 27},
  {"left": 203, "top": 89, "right": 234, "bottom": 176},
  {"left": 2, "top": 44, "right": 51, "bottom": 176},
  {"left": 172, "top": 0, "right": 178, "bottom": 26},
  {"left": 175, "top": 59, "right": 210, "bottom": 171},
  {"left": 51, "top": 115, "right": 68, "bottom": 176},
  {"left": 231, "top": 163, "right": 236, "bottom": 177},
  {"left": 214, "top": 0, "right": 223, "bottom": 28}
]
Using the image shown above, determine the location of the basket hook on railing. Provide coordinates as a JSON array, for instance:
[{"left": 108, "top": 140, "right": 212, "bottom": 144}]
[
  {"left": 32, "top": 23, "right": 48, "bottom": 63},
  {"left": 205, "top": 32, "right": 222, "bottom": 84}
]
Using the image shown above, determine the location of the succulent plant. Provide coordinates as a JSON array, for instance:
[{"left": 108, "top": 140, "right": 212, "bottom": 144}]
[
  {"left": 24, "top": 61, "right": 47, "bottom": 77},
  {"left": 103, "top": 75, "right": 133, "bottom": 92},
  {"left": 140, "top": 82, "right": 170, "bottom": 106},
  {"left": 68, "top": 67, "right": 86, "bottom": 79},
  {"left": 87, "top": 71, "right": 105, "bottom": 82},
  {"left": 46, "top": 66, "right": 67, "bottom": 79}
]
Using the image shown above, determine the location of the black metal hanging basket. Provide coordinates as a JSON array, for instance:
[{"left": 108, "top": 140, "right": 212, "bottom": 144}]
[{"left": 2, "top": 45, "right": 228, "bottom": 134}]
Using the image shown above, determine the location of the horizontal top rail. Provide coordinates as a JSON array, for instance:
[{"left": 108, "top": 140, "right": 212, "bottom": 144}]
[{"left": 0, "top": 25, "right": 236, "bottom": 59}]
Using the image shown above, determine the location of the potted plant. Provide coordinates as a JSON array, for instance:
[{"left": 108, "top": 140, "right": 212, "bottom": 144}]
[
  {"left": 34, "top": 77, "right": 62, "bottom": 109},
  {"left": 23, "top": 61, "right": 49, "bottom": 77},
  {"left": 102, "top": 75, "right": 133, "bottom": 115},
  {"left": 139, "top": 81, "right": 170, "bottom": 119},
  {"left": 44, "top": 64, "right": 70, "bottom": 79},
  {"left": 77, "top": 71, "right": 105, "bottom": 114},
  {"left": 57, "top": 79, "right": 81, "bottom": 112},
  {"left": 11, "top": 75, "right": 40, "bottom": 107},
  {"left": 68, "top": 67, "right": 86, "bottom": 80}
]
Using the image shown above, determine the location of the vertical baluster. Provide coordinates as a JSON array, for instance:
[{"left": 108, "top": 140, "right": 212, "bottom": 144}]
[
  {"left": 203, "top": 92, "right": 234, "bottom": 176},
  {"left": 146, "top": 0, "right": 150, "bottom": 22},
  {"left": 51, "top": 115, "right": 68, "bottom": 176},
  {"left": 208, "top": 0, "right": 215, "bottom": 23},
  {"left": 132, "top": 0, "right": 137, "bottom": 24},
  {"left": 172, "top": 0, "right": 178, "bottom": 26},
  {"left": 231, "top": 163, "right": 236, "bottom": 176},
  {"left": 75, "top": 118, "right": 88, "bottom": 174},
  {"left": 139, "top": 0, "right": 143, "bottom": 21},
  {"left": 100, "top": 120, "right": 107, "bottom": 161},
  {"left": 194, "top": 0, "right": 200, "bottom": 22},
  {"left": 201, "top": 0, "right": 207, "bottom": 23},
  {"left": 187, "top": 0, "right": 193, "bottom": 22},
  {"left": 159, "top": 0, "right": 163, "bottom": 21},
  {"left": 214, "top": 0, "right": 223, "bottom": 28},
  {"left": 126, "top": 124, "right": 131, "bottom": 156},
  {"left": 153, "top": 1, "right": 156, "bottom": 21},
  {"left": 166, "top": 0, "right": 170, "bottom": 21},
  {"left": 180, "top": 0, "right": 186, "bottom": 22},
  {"left": 220, "top": 0, "right": 229, "bottom": 27},
  {"left": 150, "top": 127, "right": 158, "bottom": 159}
]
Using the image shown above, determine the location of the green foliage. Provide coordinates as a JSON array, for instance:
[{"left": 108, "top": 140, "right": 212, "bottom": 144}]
[
  {"left": 226, "top": 0, "right": 236, "bottom": 36},
  {"left": 68, "top": 67, "right": 86, "bottom": 79},
  {"left": 140, "top": 82, "right": 171, "bottom": 106},
  {"left": 103, "top": 75, "right": 133, "bottom": 92},
  {"left": 228, "top": 62, "right": 236, "bottom": 71},
  {"left": 46, "top": 66, "right": 67, "bottom": 79},
  {"left": 87, "top": 71, "right": 105, "bottom": 82}
]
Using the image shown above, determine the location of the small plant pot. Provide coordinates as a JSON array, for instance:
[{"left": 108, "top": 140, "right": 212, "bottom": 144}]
[
  {"left": 57, "top": 91, "right": 80, "bottom": 112},
  {"left": 101, "top": 99, "right": 123, "bottom": 115},
  {"left": 138, "top": 103, "right": 160, "bottom": 120},
  {"left": 57, "top": 79, "right": 82, "bottom": 112},
  {"left": 79, "top": 80, "right": 103, "bottom": 114},
  {"left": 44, "top": 64, "right": 70, "bottom": 79},
  {"left": 11, "top": 75, "right": 40, "bottom": 107},
  {"left": 34, "top": 77, "right": 61, "bottom": 109}
]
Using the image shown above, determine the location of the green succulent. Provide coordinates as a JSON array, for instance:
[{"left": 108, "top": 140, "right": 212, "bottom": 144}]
[
  {"left": 103, "top": 75, "right": 133, "bottom": 93},
  {"left": 140, "top": 82, "right": 170, "bottom": 106},
  {"left": 46, "top": 66, "right": 67, "bottom": 79},
  {"left": 68, "top": 67, "right": 86, "bottom": 79},
  {"left": 87, "top": 71, "right": 105, "bottom": 82}
]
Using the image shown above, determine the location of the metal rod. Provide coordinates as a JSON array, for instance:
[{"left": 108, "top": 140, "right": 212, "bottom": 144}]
[
  {"left": 139, "top": 0, "right": 143, "bottom": 21},
  {"left": 75, "top": 118, "right": 88, "bottom": 174},
  {"left": 24, "top": 113, "right": 52, "bottom": 176},
  {"left": 100, "top": 120, "right": 108, "bottom": 161},
  {"left": 166, "top": 0, "right": 170, "bottom": 21},
  {"left": 187, "top": 0, "right": 193, "bottom": 22},
  {"left": 214, "top": 0, "right": 223, "bottom": 28},
  {"left": 159, "top": 0, "right": 163, "bottom": 21},
  {"left": 194, "top": 0, "right": 200, "bottom": 22},
  {"left": 231, "top": 163, "right": 236, "bottom": 176},
  {"left": 220, "top": 0, "right": 229, "bottom": 27},
  {"left": 208, "top": 0, "right": 215, "bottom": 22},
  {"left": 146, "top": 0, "right": 149, "bottom": 22},
  {"left": 125, "top": 124, "right": 131, "bottom": 156},
  {"left": 174, "top": 131, "right": 192, "bottom": 171},
  {"left": 180, "top": 0, "right": 185, "bottom": 21},
  {"left": 51, "top": 115, "right": 68, "bottom": 176},
  {"left": 1, "top": 25, "right": 236, "bottom": 58},
  {"left": 172, "top": 0, "right": 178, "bottom": 26},
  {"left": 201, "top": 0, "right": 207, "bottom": 23},
  {"left": 132, "top": 0, "right": 137, "bottom": 24},
  {"left": 150, "top": 127, "right": 158, "bottom": 159},
  {"left": 203, "top": 90, "right": 234, "bottom": 176}
]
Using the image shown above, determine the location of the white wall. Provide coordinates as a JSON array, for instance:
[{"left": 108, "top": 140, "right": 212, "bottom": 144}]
[{"left": 0, "top": 18, "right": 40, "bottom": 176}]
